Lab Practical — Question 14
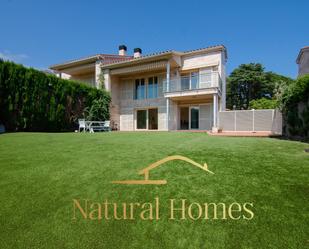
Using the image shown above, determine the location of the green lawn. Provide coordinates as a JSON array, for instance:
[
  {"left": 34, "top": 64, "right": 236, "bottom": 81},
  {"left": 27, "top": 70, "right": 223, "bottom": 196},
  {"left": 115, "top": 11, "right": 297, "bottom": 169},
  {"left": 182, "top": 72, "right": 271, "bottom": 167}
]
[{"left": 0, "top": 132, "right": 308, "bottom": 249}]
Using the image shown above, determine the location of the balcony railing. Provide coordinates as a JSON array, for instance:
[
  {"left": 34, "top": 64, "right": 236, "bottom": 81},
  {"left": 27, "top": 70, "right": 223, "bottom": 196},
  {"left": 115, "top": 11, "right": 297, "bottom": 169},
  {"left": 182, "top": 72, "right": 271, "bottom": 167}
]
[{"left": 163, "top": 72, "right": 222, "bottom": 93}]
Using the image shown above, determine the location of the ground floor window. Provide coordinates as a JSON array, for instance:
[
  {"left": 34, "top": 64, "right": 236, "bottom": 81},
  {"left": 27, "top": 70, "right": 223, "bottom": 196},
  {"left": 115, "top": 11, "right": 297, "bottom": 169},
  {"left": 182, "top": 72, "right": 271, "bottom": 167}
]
[{"left": 136, "top": 108, "right": 158, "bottom": 130}]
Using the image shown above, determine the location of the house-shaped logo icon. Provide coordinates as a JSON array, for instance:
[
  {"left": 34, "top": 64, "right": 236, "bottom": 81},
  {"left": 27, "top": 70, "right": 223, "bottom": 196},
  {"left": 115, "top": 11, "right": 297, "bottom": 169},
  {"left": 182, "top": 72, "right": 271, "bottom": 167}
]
[{"left": 112, "top": 155, "right": 214, "bottom": 185}]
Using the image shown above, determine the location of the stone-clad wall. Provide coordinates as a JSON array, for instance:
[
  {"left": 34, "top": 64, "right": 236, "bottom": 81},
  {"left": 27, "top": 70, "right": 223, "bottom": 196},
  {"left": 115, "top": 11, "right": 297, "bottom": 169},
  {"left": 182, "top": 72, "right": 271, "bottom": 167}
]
[{"left": 118, "top": 75, "right": 168, "bottom": 131}]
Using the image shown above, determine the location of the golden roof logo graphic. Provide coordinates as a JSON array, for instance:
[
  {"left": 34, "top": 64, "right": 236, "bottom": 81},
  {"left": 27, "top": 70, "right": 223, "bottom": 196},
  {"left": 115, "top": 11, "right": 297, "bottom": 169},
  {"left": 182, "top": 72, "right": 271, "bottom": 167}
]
[{"left": 112, "top": 155, "right": 214, "bottom": 185}]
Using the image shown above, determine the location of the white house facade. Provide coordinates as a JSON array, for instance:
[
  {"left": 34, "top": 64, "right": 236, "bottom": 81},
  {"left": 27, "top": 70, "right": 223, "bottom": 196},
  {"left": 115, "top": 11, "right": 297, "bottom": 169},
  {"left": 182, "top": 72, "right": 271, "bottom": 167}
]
[{"left": 50, "top": 45, "right": 227, "bottom": 132}]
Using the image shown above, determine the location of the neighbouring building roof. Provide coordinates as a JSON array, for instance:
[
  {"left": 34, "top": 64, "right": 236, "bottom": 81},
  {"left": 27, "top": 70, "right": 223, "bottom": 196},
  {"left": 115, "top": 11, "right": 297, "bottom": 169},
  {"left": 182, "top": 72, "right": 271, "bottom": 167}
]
[
  {"left": 296, "top": 46, "right": 309, "bottom": 64},
  {"left": 41, "top": 69, "right": 56, "bottom": 75}
]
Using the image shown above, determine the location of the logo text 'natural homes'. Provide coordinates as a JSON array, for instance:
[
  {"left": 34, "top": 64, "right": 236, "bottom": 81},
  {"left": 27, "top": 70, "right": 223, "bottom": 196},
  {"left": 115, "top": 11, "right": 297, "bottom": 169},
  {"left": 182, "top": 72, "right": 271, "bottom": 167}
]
[
  {"left": 72, "top": 198, "right": 254, "bottom": 221},
  {"left": 72, "top": 156, "right": 254, "bottom": 221}
]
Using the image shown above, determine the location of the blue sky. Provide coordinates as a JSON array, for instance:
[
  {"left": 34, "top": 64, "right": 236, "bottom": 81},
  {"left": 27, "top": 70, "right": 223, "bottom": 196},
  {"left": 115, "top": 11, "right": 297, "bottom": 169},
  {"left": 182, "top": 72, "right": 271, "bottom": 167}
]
[{"left": 1, "top": 0, "right": 308, "bottom": 78}]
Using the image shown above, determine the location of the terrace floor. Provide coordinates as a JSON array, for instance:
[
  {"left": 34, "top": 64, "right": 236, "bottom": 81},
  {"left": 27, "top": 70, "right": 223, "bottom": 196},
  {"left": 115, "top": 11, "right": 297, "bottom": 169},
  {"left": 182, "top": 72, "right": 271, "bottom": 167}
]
[{"left": 207, "top": 131, "right": 276, "bottom": 137}]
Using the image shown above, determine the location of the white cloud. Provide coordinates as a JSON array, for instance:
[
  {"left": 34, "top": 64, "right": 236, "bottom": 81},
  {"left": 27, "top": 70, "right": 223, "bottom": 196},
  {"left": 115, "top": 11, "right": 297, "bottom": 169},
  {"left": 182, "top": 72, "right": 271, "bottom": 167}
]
[{"left": 0, "top": 50, "right": 29, "bottom": 63}]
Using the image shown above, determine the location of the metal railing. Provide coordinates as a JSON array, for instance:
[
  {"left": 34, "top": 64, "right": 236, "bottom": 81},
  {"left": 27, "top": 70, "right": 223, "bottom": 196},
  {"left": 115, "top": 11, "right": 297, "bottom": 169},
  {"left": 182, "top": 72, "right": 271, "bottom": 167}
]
[{"left": 163, "top": 72, "right": 221, "bottom": 93}]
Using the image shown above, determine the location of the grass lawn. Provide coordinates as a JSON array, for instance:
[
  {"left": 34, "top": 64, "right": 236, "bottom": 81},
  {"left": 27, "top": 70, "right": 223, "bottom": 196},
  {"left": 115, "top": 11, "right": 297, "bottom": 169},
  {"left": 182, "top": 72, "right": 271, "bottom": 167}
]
[{"left": 0, "top": 132, "right": 308, "bottom": 249}]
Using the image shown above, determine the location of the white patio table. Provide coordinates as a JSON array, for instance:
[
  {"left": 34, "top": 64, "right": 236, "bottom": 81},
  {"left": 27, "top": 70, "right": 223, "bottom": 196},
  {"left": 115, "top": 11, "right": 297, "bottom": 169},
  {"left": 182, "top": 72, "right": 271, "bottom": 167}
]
[{"left": 85, "top": 121, "right": 105, "bottom": 132}]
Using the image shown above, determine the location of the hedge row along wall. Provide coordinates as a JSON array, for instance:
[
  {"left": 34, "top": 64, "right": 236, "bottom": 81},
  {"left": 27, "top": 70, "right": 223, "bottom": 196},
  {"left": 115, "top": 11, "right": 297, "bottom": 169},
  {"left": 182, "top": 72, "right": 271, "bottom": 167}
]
[
  {"left": 281, "top": 75, "right": 309, "bottom": 140},
  {"left": 0, "top": 59, "right": 110, "bottom": 131}
]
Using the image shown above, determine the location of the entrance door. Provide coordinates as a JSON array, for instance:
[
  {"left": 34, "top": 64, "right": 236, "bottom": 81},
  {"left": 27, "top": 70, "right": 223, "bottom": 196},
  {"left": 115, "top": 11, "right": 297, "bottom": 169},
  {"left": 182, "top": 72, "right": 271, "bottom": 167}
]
[
  {"left": 148, "top": 108, "right": 158, "bottom": 130},
  {"left": 190, "top": 106, "right": 199, "bottom": 129},
  {"left": 180, "top": 107, "right": 189, "bottom": 130}
]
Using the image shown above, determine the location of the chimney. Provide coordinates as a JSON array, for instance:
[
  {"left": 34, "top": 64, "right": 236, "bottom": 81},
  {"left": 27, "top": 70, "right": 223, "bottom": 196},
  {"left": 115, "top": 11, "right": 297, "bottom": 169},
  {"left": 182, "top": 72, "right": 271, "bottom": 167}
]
[
  {"left": 118, "top": 45, "right": 127, "bottom": 56},
  {"left": 134, "top": 48, "right": 142, "bottom": 58}
]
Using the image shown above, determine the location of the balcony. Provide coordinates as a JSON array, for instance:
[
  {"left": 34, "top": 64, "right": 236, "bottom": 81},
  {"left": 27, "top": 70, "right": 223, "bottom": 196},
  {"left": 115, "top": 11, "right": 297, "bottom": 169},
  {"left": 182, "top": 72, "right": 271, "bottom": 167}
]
[{"left": 163, "top": 72, "right": 222, "bottom": 99}]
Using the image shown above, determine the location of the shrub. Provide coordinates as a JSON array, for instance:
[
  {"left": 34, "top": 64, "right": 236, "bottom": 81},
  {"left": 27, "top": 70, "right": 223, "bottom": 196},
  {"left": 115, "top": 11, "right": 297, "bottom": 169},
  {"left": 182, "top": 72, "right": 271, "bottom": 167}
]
[
  {"left": 83, "top": 97, "right": 110, "bottom": 121},
  {"left": 281, "top": 75, "right": 309, "bottom": 139},
  {"left": 249, "top": 98, "right": 277, "bottom": 109},
  {"left": 281, "top": 75, "right": 309, "bottom": 107},
  {"left": 0, "top": 59, "right": 110, "bottom": 131}
]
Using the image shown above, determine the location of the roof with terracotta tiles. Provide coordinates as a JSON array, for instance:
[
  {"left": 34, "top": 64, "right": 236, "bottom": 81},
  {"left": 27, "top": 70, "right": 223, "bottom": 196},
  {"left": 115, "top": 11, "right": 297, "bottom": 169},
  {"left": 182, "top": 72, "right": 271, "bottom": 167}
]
[
  {"left": 101, "top": 45, "right": 227, "bottom": 68},
  {"left": 49, "top": 45, "right": 227, "bottom": 70}
]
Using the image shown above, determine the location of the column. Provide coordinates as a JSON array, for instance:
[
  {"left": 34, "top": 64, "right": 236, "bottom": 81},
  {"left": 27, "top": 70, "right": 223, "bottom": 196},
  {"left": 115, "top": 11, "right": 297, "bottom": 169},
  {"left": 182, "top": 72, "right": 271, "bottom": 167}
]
[
  {"left": 213, "top": 93, "right": 218, "bottom": 131},
  {"left": 103, "top": 69, "right": 111, "bottom": 92},
  {"left": 166, "top": 60, "right": 170, "bottom": 131},
  {"left": 95, "top": 61, "right": 102, "bottom": 89},
  {"left": 220, "top": 53, "right": 227, "bottom": 111}
]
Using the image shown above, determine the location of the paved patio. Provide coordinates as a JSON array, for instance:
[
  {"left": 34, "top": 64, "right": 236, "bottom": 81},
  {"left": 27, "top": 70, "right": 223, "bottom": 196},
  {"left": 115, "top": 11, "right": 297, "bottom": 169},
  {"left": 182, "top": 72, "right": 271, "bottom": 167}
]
[{"left": 207, "top": 131, "right": 278, "bottom": 137}]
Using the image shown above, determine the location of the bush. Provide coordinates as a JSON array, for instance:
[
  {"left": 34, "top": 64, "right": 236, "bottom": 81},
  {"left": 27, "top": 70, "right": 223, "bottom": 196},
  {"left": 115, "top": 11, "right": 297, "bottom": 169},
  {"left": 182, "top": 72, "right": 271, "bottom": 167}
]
[
  {"left": 0, "top": 59, "right": 110, "bottom": 131},
  {"left": 249, "top": 98, "right": 277, "bottom": 109},
  {"left": 84, "top": 98, "right": 110, "bottom": 121},
  {"left": 281, "top": 75, "right": 309, "bottom": 139},
  {"left": 281, "top": 75, "right": 309, "bottom": 107}
]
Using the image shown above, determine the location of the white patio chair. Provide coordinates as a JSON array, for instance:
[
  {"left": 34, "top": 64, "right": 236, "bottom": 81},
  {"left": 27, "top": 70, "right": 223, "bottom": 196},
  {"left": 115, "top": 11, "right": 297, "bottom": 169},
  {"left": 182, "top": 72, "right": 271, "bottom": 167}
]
[
  {"left": 103, "top": 120, "right": 111, "bottom": 132},
  {"left": 78, "top": 119, "right": 87, "bottom": 132}
]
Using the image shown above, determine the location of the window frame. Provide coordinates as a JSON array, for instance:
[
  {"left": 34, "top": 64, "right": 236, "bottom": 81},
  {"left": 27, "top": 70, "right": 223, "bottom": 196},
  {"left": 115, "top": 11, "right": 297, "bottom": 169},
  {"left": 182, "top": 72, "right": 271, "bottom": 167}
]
[
  {"left": 147, "top": 76, "right": 158, "bottom": 99},
  {"left": 134, "top": 78, "right": 146, "bottom": 100},
  {"left": 134, "top": 76, "right": 159, "bottom": 100},
  {"left": 135, "top": 108, "right": 158, "bottom": 130}
]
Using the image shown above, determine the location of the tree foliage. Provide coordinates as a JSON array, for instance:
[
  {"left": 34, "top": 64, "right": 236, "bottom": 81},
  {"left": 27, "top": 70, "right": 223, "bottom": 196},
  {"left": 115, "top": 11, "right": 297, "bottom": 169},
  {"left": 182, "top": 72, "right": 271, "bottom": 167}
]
[
  {"left": 98, "top": 71, "right": 105, "bottom": 90},
  {"left": 0, "top": 59, "right": 110, "bottom": 131},
  {"left": 281, "top": 75, "right": 309, "bottom": 107},
  {"left": 227, "top": 63, "right": 293, "bottom": 110},
  {"left": 280, "top": 75, "right": 309, "bottom": 138},
  {"left": 249, "top": 98, "right": 277, "bottom": 109},
  {"left": 84, "top": 97, "right": 110, "bottom": 121}
]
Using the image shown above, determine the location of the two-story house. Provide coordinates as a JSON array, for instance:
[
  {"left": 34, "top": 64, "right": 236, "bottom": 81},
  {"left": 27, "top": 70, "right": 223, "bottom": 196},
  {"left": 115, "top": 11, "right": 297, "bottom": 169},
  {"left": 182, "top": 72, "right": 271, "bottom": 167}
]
[{"left": 50, "top": 45, "right": 227, "bottom": 132}]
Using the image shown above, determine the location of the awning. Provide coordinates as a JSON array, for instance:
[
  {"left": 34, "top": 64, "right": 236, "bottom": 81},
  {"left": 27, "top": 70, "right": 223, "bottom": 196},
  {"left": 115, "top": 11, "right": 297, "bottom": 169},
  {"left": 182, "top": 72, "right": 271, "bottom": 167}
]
[{"left": 110, "top": 60, "right": 168, "bottom": 75}]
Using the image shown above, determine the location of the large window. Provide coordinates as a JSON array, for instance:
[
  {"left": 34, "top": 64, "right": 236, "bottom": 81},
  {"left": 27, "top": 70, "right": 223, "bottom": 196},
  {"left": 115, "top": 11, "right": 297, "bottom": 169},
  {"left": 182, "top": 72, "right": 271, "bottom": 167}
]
[
  {"left": 147, "top": 76, "right": 158, "bottom": 99},
  {"left": 190, "top": 72, "right": 199, "bottom": 89},
  {"left": 181, "top": 76, "right": 190, "bottom": 90},
  {"left": 134, "top": 77, "right": 158, "bottom": 100},
  {"left": 135, "top": 78, "right": 145, "bottom": 100},
  {"left": 181, "top": 72, "right": 199, "bottom": 90}
]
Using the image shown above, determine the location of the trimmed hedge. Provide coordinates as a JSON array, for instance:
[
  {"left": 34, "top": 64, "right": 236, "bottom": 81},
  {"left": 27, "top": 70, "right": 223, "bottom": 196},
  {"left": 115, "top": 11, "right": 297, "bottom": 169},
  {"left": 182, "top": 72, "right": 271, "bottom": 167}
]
[{"left": 0, "top": 59, "right": 110, "bottom": 131}]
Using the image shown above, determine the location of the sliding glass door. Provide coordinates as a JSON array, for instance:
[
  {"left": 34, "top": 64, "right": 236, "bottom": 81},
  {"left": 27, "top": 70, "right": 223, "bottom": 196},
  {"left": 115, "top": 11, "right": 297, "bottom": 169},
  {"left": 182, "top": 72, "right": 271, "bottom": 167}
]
[
  {"left": 136, "top": 108, "right": 158, "bottom": 130},
  {"left": 148, "top": 108, "right": 158, "bottom": 130},
  {"left": 190, "top": 106, "right": 199, "bottom": 129},
  {"left": 136, "top": 110, "right": 147, "bottom": 129},
  {"left": 180, "top": 107, "right": 189, "bottom": 130},
  {"left": 179, "top": 106, "right": 200, "bottom": 130}
]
